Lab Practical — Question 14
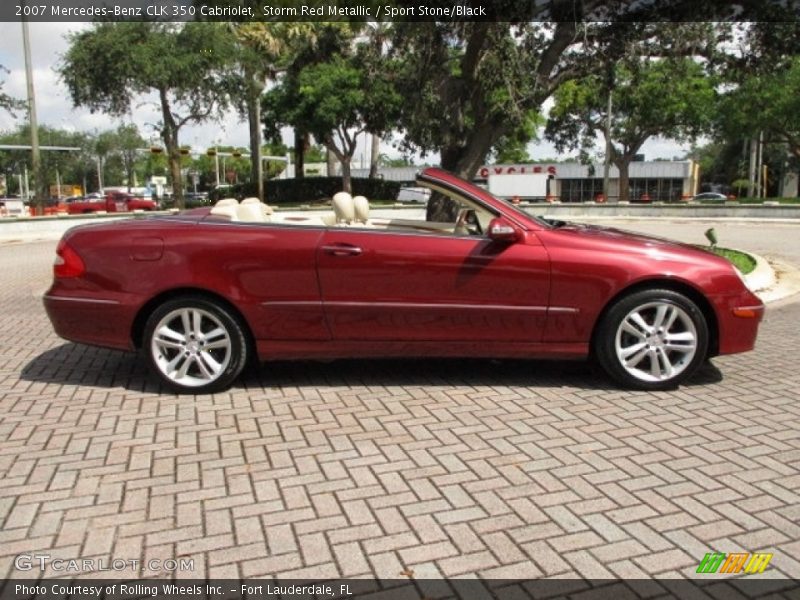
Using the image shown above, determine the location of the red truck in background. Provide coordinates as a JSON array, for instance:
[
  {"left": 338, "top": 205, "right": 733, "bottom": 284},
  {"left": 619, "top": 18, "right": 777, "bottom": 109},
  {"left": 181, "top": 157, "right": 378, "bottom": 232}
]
[{"left": 65, "top": 191, "right": 157, "bottom": 215}]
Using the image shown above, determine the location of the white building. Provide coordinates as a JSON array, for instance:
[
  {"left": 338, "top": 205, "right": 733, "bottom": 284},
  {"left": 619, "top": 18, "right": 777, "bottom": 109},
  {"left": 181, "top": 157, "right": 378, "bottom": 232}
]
[{"left": 352, "top": 161, "right": 699, "bottom": 202}]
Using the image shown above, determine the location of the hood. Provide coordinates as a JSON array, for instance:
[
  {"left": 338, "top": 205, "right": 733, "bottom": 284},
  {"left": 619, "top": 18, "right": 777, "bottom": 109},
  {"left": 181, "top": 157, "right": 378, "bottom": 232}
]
[{"left": 545, "top": 220, "right": 728, "bottom": 266}]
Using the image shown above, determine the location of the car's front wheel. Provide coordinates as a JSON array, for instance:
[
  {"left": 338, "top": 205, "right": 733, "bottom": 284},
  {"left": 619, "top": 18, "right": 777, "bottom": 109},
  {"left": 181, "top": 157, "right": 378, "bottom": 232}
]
[
  {"left": 143, "top": 296, "right": 248, "bottom": 394},
  {"left": 595, "top": 289, "right": 708, "bottom": 390}
]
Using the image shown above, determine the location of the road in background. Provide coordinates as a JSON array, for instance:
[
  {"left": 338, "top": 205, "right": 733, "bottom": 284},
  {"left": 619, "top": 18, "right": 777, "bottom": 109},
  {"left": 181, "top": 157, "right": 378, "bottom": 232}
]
[{"left": 543, "top": 217, "right": 800, "bottom": 267}]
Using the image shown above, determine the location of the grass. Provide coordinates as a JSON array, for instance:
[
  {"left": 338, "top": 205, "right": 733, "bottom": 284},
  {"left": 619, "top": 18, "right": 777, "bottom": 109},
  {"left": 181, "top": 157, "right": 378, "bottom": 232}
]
[{"left": 709, "top": 246, "right": 757, "bottom": 274}]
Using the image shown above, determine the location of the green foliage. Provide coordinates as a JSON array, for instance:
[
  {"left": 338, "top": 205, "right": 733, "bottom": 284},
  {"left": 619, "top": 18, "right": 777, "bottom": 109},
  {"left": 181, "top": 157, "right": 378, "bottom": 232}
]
[
  {"left": 490, "top": 112, "right": 544, "bottom": 163},
  {"left": 548, "top": 58, "right": 716, "bottom": 157},
  {"left": 262, "top": 34, "right": 402, "bottom": 191},
  {"left": 709, "top": 247, "right": 756, "bottom": 275},
  {"left": 719, "top": 56, "right": 800, "bottom": 162},
  {"left": 0, "top": 125, "right": 94, "bottom": 195},
  {"left": 0, "top": 65, "right": 23, "bottom": 116},
  {"left": 547, "top": 54, "right": 716, "bottom": 200},
  {"left": 59, "top": 22, "right": 236, "bottom": 206}
]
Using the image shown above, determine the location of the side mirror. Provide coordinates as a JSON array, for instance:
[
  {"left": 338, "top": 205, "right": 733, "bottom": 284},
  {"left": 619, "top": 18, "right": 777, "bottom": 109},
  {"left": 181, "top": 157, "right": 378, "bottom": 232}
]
[{"left": 487, "top": 217, "right": 519, "bottom": 243}]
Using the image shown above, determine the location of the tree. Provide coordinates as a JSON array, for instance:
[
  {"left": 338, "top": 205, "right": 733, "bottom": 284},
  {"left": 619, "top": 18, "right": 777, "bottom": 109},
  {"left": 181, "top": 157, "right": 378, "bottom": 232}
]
[
  {"left": 0, "top": 65, "right": 23, "bottom": 116},
  {"left": 362, "top": 22, "right": 393, "bottom": 178},
  {"left": 262, "top": 33, "right": 402, "bottom": 193},
  {"left": 720, "top": 57, "right": 800, "bottom": 164},
  {"left": 391, "top": 18, "right": 722, "bottom": 219},
  {"left": 490, "top": 112, "right": 544, "bottom": 164},
  {"left": 59, "top": 22, "right": 235, "bottom": 208},
  {"left": 546, "top": 57, "right": 716, "bottom": 201},
  {"left": 226, "top": 23, "right": 317, "bottom": 199},
  {"left": 113, "top": 124, "right": 147, "bottom": 192},
  {"left": 264, "top": 54, "right": 401, "bottom": 193},
  {"left": 0, "top": 125, "right": 95, "bottom": 195}
]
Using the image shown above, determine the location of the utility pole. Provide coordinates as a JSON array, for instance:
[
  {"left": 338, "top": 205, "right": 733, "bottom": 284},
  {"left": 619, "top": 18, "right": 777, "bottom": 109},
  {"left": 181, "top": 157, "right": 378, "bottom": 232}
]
[
  {"left": 21, "top": 12, "right": 42, "bottom": 212},
  {"left": 756, "top": 130, "right": 764, "bottom": 198},
  {"left": 747, "top": 136, "right": 758, "bottom": 198}
]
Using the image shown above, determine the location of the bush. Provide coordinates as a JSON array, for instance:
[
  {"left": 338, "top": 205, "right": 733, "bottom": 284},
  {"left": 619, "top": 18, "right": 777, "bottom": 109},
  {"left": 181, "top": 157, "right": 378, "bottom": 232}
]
[{"left": 209, "top": 177, "right": 403, "bottom": 205}]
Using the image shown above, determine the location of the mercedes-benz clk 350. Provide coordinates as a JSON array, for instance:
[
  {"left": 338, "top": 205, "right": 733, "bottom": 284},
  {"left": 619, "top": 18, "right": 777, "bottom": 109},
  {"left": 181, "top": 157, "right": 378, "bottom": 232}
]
[{"left": 44, "top": 168, "right": 764, "bottom": 394}]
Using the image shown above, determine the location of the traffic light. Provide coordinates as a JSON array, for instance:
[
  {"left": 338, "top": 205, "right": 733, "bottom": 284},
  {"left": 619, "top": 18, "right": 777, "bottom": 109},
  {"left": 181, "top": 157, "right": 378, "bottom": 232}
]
[
  {"left": 206, "top": 149, "right": 217, "bottom": 157},
  {"left": 232, "top": 151, "right": 242, "bottom": 158},
  {"left": 179, "top": 147, "right": 190, "bottom": 156},
  {"left": 150, "top": 146, "right": 163, "bottom": 154}
]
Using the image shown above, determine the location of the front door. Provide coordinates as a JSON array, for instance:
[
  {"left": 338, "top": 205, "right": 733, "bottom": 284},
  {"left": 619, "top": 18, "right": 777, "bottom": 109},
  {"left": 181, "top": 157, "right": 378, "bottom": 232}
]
[{"left": 315, "top": 228, "right": 550, "bottom": 343}]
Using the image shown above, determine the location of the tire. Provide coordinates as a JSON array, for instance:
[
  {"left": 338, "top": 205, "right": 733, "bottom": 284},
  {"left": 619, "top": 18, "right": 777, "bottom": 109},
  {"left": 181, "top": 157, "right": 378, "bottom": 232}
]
[
  {"left": 594, "top": 289, "right": 708, "bottom": 391},
  {"left": 143, "top": 295, "right": 248, "bottom": 394}
]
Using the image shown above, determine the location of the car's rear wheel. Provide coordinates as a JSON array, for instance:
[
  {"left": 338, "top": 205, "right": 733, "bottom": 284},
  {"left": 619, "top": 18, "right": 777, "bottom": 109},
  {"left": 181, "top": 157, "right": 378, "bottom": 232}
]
[
  {"left": 595, "top": 289, "right": 708, "bottom": 390},
  {"left": 143, "top": 296, "right": 248, "bottom": 394}
]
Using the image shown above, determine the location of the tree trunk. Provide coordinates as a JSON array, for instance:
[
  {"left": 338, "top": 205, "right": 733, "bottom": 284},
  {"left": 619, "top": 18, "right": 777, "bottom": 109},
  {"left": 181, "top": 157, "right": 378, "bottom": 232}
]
[
  {"left": 247, "top": 86, "right": 263, "bottom": 201},
  {"left": 368, "top": 132, "right": 380, "bottom": 178},
  {"left": 616, "top": 158, "right": 631, "bottom": 203},
  {"left": 427, "top": 124, "right": 501, "bottom": 221},
  {"left": 294, "top": 130, "right": 305, "bottom": 180},
  {"left": 326, "top": 147, "right": 336, "bottom": 177},
  {"left": 341, "top": 159, "right": 352, "bottom": 193},
  {"left": 158, "top": 88, "right": 184, "bottom": 209},
  {"left": 167, "top": 147, "right": 183, "bottom": 209},
  {"left": 324, "top": 138, "right": 353, "bottom": 193}
]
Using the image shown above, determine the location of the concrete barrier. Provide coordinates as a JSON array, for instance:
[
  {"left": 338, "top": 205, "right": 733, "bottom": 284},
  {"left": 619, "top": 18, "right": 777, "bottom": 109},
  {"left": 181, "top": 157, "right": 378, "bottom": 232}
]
[
  {"left": 535, "top": 203, "right": 800, "bottom": 219},
  {"left": 0, "top": 212, "right": 153, "bottom": 242}
]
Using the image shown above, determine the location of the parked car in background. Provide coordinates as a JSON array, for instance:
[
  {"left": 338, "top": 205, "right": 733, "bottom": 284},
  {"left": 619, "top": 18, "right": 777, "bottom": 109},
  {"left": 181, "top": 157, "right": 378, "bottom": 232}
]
[
  {"left": 66, "top": 191, "right": 157, "bottom": 214},
  {"left": 44, "top": 168, "right": 764, "bottom": 394},
  {"left": 396, "top": 186, "right": 431, "bottom": 204},
  {"left": 692, "top": 192, "right": 728, "bottom": 202},
  {"left": 0, "top": 198, "right": 28, "bottom": 217}
]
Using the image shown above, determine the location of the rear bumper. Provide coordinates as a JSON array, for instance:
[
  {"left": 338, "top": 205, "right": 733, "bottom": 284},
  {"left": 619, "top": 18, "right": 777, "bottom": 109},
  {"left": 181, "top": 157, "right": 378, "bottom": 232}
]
[{"left": 43, "top": 292, "right": 136, "bottom": 351}]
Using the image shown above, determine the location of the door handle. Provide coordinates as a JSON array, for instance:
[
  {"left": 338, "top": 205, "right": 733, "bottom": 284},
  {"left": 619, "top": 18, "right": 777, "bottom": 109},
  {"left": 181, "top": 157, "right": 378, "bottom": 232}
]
[{"left": 322, "top": 244, "right": 362, "bottom": 257}]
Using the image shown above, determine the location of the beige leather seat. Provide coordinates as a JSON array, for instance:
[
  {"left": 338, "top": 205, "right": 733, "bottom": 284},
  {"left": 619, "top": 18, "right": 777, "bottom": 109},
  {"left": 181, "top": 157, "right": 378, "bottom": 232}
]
[
  {"left": 353, "top": 195, "right": 370, "bottom": 226},
  {"left": 209, "top": 204, "right": 239, "bottom": 220},
  {"left": 237, "top": 198, "right": 273, "bottom": 223},
  {"left": 216, "top": 198, "right": 238, "bottom": 207},
  {"left": 236, "top": 202, "right": 268, "bottom": 222},
  {"left": 241, "top": 197, "right": 274, "bottom": 217},
  {"left": 332, "top": 191, "right": 355, "bottom": 226}
]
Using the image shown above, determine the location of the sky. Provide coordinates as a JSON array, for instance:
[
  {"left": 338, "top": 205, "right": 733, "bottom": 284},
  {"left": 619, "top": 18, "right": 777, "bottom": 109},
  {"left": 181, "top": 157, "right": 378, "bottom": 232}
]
[{"left": 0, "top": 22, "right": 692, "bottom": 165}]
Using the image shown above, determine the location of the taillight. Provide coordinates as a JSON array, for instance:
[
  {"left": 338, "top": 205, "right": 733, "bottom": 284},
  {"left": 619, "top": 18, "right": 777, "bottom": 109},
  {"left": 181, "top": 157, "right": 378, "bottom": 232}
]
[{"left": 54, "top": 239, "right": 85, "bottom": 278}]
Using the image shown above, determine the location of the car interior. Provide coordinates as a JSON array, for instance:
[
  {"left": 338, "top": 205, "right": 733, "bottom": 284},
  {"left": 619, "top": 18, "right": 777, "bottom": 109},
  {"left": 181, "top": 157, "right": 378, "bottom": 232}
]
[{"left": 206, "top": 187, "right": 497, "bottom": 237}]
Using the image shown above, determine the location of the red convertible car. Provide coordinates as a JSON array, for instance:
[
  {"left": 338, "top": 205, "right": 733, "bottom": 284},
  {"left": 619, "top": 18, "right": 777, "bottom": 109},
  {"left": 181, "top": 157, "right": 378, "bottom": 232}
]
[{"left": 44, "top": 168, "right": 764, "bottom": 394}]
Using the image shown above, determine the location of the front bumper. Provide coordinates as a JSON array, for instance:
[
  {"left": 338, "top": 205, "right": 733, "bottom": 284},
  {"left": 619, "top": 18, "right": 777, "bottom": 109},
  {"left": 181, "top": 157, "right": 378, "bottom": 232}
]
[{"left": 714, "top": 288, "right": 765, "bottom": 356}]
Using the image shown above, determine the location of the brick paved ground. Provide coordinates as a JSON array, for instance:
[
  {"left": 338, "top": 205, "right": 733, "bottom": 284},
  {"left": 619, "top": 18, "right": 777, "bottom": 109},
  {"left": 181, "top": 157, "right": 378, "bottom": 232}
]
[{"left": 1, "top": 240, "right": 798, "bottom": 580}]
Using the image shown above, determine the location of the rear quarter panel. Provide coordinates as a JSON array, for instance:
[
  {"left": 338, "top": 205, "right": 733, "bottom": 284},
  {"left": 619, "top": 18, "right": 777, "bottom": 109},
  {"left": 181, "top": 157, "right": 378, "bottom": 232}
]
[{"left": 50, "top": 218, "right": 327, "bottom": 349}]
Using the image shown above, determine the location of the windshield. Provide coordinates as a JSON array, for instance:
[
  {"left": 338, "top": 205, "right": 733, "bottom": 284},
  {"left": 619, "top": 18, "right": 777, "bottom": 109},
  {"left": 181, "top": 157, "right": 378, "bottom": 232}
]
[{"left": 415, "top": 172, "right": 554, "bottom": 229}]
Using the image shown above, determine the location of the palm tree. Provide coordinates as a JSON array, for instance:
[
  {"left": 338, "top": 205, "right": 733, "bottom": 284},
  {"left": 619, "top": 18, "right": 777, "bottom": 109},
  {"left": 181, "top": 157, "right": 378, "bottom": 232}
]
[{"left": 364, "top": 22, "right": 392, "bottom": 179}]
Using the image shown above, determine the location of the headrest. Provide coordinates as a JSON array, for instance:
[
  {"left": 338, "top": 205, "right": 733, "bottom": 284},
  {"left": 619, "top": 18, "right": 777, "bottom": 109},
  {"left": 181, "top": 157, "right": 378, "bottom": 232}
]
[
  {"left": 353, "top": 195, "right": 369, "bottom": 223},
  {"left": 215, "top": 198, "right": 238, "bottom": 207},
  {"left": 241, "top": 197, "right": 274, "bottom": 215},
  {"left": 237, "top": 202, "right": 267, "bottom": 222},
  {"left": 332, "top": 192, "right": 354, "bottom": 224},
  {"left": 209, "top": 205, "right": 239, "bottom": 220}
]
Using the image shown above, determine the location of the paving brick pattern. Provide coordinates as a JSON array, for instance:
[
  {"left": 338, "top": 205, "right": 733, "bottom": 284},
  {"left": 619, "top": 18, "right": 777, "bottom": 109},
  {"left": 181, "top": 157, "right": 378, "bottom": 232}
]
[{"left": 1, "top": 240, "right": 798, "bottom": 580}]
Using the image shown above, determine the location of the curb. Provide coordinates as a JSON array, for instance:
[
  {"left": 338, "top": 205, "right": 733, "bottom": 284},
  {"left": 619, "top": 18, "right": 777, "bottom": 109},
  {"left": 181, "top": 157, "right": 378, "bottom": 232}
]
[
  {"left": 744, "top": 251, "right": 775, "bottom": 294},
  {"left": 754, "top": 257, "right": 800, "bottom": 305}
]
